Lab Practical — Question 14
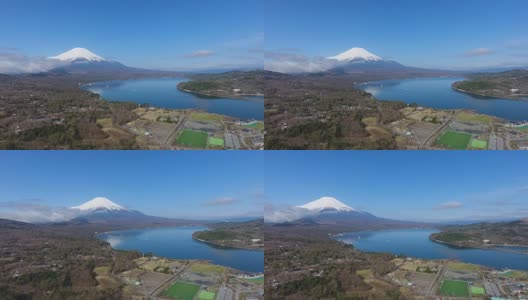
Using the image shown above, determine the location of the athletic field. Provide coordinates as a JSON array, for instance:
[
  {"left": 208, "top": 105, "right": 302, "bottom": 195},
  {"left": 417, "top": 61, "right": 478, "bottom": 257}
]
[
  {"left": 469, "top": 138, "right": 487, "bottom": 149},
  {"left": 471, "top": 286, "right": 485, "bottom": 295},
  {"left": 197, "top": 290, "right": 215, "bottom": 300},
  {"left": 176, "top": 130, "right": 208, "bottom": 148},
  {"left": 208, "top": 137, "right": 225, "bottom": 147},
  {"left": 162, "top": 281, "right": 200, "bottom": 300},
  {"left": 437, "top": 131, "right": 471, "bottom": 149},
  {"left": 439, "top": 280, "right": 469, "bottom": 297}
]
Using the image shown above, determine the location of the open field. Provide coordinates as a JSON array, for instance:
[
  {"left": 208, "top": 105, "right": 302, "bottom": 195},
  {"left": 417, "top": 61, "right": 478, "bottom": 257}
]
[
  {"left": 437, "top": 130, "right": 471, "bottom": 149},
  {"left": 245, "top": 121, "right": 264, "bottom": 130},
  {"left": 191, "top": 112, "right": 225, "bottom": 122},
  {"left": 471, "top": 285, "right": 486, "bottom": 295},
  {"left": 208, "top": 137, "right": 224, "bottom": 147},
  {"left": 162, "top": 281, "right": 200, "bottom": 300},
  {"left": 175, "top": 130, "right": 208, "bottom": 148},
  {"left": 245, "top": 276, "right": 264, "bottom": 284},
  {"left": 470, "top": 138, "right": 487, "bottom": 149},
  {"left": 456, "top": 112, "right": 494, "bottom": 123},
  {"left": 439, "top": 279, "right": 469, "bottom": 297},
  {"left": 197, "top": 290, "right": 216, "bottom": 300},
  {"left": 189, "top": 263, "right": 225, "bottom": 274}
]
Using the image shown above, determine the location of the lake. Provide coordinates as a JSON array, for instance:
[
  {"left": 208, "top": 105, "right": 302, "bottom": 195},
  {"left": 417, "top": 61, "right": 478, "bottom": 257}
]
[
  {"left": 83, "top": 78, "right": 263, "bottom": 120},
  {"left": 96, "top": 226, "right": 263, "bottom": 273},
  {"left": 359, "top": 77, "right": 528, "bottom": 122},
  {"left": 335, "top": 228, "right": 528, "bottom": 271}
]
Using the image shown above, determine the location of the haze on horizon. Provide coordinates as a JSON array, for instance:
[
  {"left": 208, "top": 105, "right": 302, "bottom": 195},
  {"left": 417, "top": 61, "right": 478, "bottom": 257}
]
[
  {"left": 0, "top": 151, "right": 264, "bottom": 223},
  {"left": 264, "top": 151, "right": 528, "bottom": 223},
  {"left": 0, "top": 0, "right": 263, "bottom": 73},
  {"left": 265, "top": 0, "right": 528, "bottom": 72}
]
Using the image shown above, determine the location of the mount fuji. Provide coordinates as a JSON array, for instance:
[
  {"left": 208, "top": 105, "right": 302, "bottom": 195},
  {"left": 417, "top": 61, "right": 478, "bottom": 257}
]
[
  {"left": 46, "top": 47, "right": 179, "bottom": 76},
  {"left": 271, "top": 196, "right": 424, "bottom": 229},
  {"left": 317, "top": 47, "right": 455, "bottom": 77},
  {"left": 63, "top": 197, "right": 197, "bottom": 227}
]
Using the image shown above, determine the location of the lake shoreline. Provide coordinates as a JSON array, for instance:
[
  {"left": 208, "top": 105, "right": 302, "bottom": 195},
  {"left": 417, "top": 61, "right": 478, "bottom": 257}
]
[
  {"left": 191, "top": 234, "right": 264, "bottom": 252},
  {"left": 429, "top": 236, "right": 528, "bottom": 255},
  {"left": 452, "top": 82, "right": 528, "bottom": 102},
  {"left": 177, "top": 86, "right": 264, "bottom": 102}
]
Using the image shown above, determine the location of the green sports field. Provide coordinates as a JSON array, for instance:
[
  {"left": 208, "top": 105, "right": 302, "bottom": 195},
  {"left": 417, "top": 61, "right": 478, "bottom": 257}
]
[
  {"left": 469, "top": 138, "right": 487, "bottom": 149},
  {"left": 162, "top": 281, "right": 200, "bottom": 300},
  {"left": 197, "top": 290, "right": 216, "bottom": 300},
  {"left": 439, "top": 280, "right": 469, "bottom": 297},
  {"left": 176, "top": 130, "right": 208, "bottom": 148},
  {"left": 208, "top": 137, "right": 224, "bottom": 147},
  {"left": 471, "top": 286, "right": 485, "bottom": 295},
  {"left": 437, "top": 131, "right": 471, "bottom": 149}
]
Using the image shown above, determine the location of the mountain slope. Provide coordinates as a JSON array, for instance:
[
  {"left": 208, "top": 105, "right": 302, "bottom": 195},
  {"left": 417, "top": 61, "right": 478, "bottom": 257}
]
[
  {"left": 49, "top": 47, "right": 106, "bottom": 62},
  {"left": 328, "top": 47, "right": 382, "bottom": 62},
  {"left": 273, "top": 197, "right": 425, "bottom": 230},
  {"left": 297, "top": 196, "right": 356, "bottom": 212}
]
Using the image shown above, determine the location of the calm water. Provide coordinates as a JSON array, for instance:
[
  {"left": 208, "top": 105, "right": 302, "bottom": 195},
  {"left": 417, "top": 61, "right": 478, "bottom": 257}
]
[
  {"left": 83, "top": 78, "right": 263, "bottom": 120},
  {"left": 359, "top": 77, "right": 528, "bottom": 122},
  {"left": 97, "top": 226, "right": 263, "bottom": 273},
  {"left": 336, "top": 229, "right": 528, "bottom": 271}
]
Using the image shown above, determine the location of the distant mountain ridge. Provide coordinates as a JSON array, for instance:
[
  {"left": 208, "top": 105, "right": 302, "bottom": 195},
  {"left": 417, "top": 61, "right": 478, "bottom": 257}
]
[{"left": 270, "top": 196, "right": 425, "bottom": 229}]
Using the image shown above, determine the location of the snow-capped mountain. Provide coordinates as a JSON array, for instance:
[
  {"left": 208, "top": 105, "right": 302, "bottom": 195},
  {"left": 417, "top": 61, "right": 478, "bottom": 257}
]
[
  {"left": 46, "top": 47, "right": 143, "bottom": 75},
  {"left": 297, "top": 196, "right": 356, "bottom": 212},
  {"left": 71, "top": 197, "right": 126, "bottom": 212},
  {"left": 49, "top": 47, "right": 106, "bottom": 62},
  {"left": 328, "top": 47, "right": 382, "bottom": 62}
]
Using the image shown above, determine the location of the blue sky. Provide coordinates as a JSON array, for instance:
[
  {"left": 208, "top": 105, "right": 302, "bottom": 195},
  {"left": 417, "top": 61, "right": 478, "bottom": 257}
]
[
  {"left": 0, "top": 151, "right": 263, "bottom": 221},
  {"left": 265, "top": 0, "right": 528, "bottom": 70},
  {"left": 0, "top": 0, "right": 263, "bottom": 70},
  {"left": 265, "top": 151, "right": 528, "bottom": 222}
]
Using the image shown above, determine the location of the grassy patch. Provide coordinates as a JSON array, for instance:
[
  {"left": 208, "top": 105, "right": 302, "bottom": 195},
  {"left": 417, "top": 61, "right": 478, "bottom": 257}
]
[
  {"left": 356, "top": 269, "right": 374, "bottom": 279},
  {"left": 197, "top": 290, "right": 216, "bottom": 300},
  {"left": 208, "top": 137, "right": 224, "bottom": 147},
  {"left": 447, "top": 262, "right": 480, "bottom": 272},
  {"left": 191, "top": 112, "right": 225, "bottom": 122},
  {"left": 456, "top": 112, "right": 493, "bottom": 123},
  {"left": 439, "top": 280, "right": 469, "bottom": 297},
  {"left": 437, "top": 131, "right": 471, "bottom": 149},
  {"left": 175, "top": 130, "right": 208, "bottom": 148},
  {"left": 471, "top": 286, "right": 485, "bottom": 295},
  {"left": 245, "top": 121, "right": 264, "bottom": 130},
  {"left": 502, "top": 270, "right": 528, "bottom": 279},
  {"left": 469, "top": 138, "right": 487, "bottom": 149},
  {"left": 93, "top": 266, "right": 110, "bottom": 275},
  {"left": 189, "top": 263, "right": 225, "bottom": 274},
  {"left": 245, "top": 276, "right": 264, "bottom": 284},
  {"left": 162, "top": 281, "right": 200, "bottom": 300}
]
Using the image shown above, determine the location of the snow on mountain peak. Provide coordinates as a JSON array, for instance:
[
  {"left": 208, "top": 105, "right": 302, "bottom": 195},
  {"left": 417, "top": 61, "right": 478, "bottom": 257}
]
[
  {"left": 327, "top": 47, "right": 382, "bottom": 62},
  {"left": 49, "top": 48, "right": 105, "bottom": 62},
  {"left": 297, "top": 196, "right": 356, "bottom": 212},
  {"left": 71, "top": 197, "right": 126, "bottom": 211}
]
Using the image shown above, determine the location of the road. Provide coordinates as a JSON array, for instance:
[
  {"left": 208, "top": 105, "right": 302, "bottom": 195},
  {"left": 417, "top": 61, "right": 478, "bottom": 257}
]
[
  {"left": 424, "top": 111, "right": 456, "bottom": 148},
  {"left": 149, "top": 261, "right": 189, "bottom": 299},
  {"left": 163, "top": 111, "right": 190, "bottom": 148}
]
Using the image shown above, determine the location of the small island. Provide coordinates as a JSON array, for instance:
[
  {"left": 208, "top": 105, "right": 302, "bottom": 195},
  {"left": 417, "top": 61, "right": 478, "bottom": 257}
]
[
  {"left": 453, "top": 69, "right": 528, "bottom": 100},
  {"left": 193, "top": 219, "right": 264, "bottom": 250},
  {"left": 177, "top": 70, "right": 265, "bottom": 100},
  {"left": 430, "top": 218, "right": 528, "bottom": 252}
]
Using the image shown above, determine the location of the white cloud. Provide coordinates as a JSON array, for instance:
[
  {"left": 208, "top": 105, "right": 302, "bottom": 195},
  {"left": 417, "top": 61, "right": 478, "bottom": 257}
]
[
  {"left": 264, "top": 203, "right": 317, "bottom": 223},
  {"left": 185, "top": 50, "right": 215, "bottom": 59},
  {"left": 204, "top": 197, "right": 238, "bottom": 206},
  {"left": 265, "top": 51, "right": 340, "bottom": 73},
  {"left": 465, "top": 48, "right": 494, "bottom": 57},
  {"left": 0, "top": 51, "right": 67, "bottom": 74},
  {"left": 0, "top": 201, "right": 81, "bottom": 223},
  {"left": 434, "top": 201, "right": 463, "bottom": 210}
]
